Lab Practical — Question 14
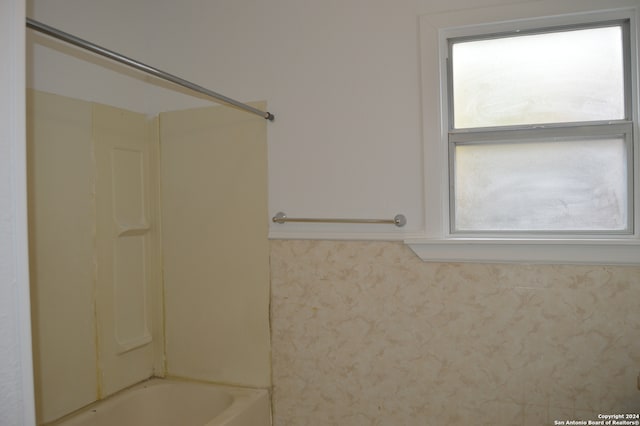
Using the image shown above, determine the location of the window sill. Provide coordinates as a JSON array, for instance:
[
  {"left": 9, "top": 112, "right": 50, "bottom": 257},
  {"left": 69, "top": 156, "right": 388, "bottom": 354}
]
[{"left": 404, "top": 237, "right": 640, "bottom": 265}]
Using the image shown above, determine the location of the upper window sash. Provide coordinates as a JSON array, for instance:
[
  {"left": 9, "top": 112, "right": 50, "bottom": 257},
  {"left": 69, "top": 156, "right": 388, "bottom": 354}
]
[{"left": 446, "top": 20, "right": 631, "bottom": 131}]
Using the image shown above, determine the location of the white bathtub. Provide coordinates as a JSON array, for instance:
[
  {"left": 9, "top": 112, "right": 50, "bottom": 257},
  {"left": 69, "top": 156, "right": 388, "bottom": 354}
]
[{"left": 46, "top": 378, "right": 271, "bottom": 426}]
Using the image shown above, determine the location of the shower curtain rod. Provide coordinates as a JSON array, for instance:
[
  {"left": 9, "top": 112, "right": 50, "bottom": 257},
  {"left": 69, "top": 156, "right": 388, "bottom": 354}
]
[{"left": 26, "top": 18, "right": 275, "bottom": 121}]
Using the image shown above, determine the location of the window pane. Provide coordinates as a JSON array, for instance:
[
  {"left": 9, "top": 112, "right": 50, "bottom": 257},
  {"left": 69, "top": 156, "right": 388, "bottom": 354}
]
[
  {"left": 453, "top": 138, "right": 628, "bottom": 232},
  {"left": 451, "top": 25, "right": 625, "bottom": 129}
]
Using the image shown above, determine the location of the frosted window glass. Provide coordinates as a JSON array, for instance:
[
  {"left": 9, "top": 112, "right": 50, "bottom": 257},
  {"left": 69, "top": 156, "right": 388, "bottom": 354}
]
[
  {"left": 452, "top": 26, "right": 625, "bottom": 128},
  {"left": 453, "top": 138, "right": 628, "bottom": 231}
]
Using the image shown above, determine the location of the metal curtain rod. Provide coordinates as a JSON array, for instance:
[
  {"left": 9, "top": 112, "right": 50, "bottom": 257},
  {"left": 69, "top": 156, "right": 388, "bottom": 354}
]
[
  {"left": 272, "top": 212, "right": 407, "bottom": 227},
  {"left": 26, "top": 18, "right": 275, "bottom": 121}
]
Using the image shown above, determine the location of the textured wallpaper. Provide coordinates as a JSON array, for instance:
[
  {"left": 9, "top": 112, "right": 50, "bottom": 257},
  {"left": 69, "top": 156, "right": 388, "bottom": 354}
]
[{"left": 270, "top": 240, "right": 640, "bottom": 425}]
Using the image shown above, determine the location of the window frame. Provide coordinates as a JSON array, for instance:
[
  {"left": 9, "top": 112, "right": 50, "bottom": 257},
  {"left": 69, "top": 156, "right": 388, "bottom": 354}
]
[
  {"left": 447, "top": 20, "right": 633, "bottom": 236},
  {"left": 407, "top": 3, "right": 640, "bottom": 264}
]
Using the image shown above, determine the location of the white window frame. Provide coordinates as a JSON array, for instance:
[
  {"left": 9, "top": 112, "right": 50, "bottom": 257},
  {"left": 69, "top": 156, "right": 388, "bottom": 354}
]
[{"left": 407, "top": 1, "right": 640, "bottom": 264}]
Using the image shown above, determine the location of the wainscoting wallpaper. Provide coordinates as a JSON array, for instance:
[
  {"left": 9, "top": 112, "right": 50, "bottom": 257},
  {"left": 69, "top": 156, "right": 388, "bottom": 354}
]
[{"left": 270, "top": 240, "right": 640, "bottom": 425}]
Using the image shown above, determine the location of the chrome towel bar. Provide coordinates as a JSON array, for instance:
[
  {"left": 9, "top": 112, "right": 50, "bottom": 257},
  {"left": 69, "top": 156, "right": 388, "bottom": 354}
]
[{"left": 272, "top": 212, "right": 406, "bottom": 227}]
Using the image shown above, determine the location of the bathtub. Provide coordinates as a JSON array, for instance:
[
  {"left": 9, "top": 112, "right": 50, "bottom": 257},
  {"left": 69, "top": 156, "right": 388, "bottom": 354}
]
[{"left": 46, "top": 378, "right": 271, "bottom": 426}]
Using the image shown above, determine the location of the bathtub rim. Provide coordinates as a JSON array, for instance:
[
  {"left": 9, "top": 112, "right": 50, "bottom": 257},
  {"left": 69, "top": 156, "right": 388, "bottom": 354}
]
[{"left": 43, "top": 376, "right": 270, "bottom": 426}]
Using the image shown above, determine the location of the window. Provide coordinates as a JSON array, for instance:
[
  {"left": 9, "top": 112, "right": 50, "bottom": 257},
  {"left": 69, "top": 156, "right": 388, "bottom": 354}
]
[
  {"left": 409, "top": 3, "right": 640, "bottom": 264},
  {"left": 448, "top": 22, "right": 632, "bottom": 235}
]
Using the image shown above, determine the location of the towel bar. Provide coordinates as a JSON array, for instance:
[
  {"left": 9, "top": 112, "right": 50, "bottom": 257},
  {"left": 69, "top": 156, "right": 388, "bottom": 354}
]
[{"left": 272, "top": 212, "right": 406, "bottom": 227}]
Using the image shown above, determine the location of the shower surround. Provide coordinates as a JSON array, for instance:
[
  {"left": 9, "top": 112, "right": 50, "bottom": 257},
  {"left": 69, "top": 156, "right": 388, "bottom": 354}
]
[
  {"left": 270, "top": 240, "right": 640, "bottom": 425},
  {"left": 28, "top": 90, "right": 271, "bottom": 423}
]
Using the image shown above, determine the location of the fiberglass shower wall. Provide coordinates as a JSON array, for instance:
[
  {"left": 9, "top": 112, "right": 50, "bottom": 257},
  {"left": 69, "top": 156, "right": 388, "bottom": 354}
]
[
  {"left": 159, "top": 104, "right": 271, "bottom": 388},
  {"left": 28, "top": 90, "right": 271, "bottom": 424},
  {"left": 28, "top": 90, "right": 163, "bottom": 423}
]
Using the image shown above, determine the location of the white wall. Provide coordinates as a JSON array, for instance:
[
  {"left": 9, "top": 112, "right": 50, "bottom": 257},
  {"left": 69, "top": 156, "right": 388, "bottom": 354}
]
[
  {"left": 28, "top": 0, "right": 537, "bottom": 240},
  {"left": 1, "top": 0, "right": 36, "bottom": 424}
]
